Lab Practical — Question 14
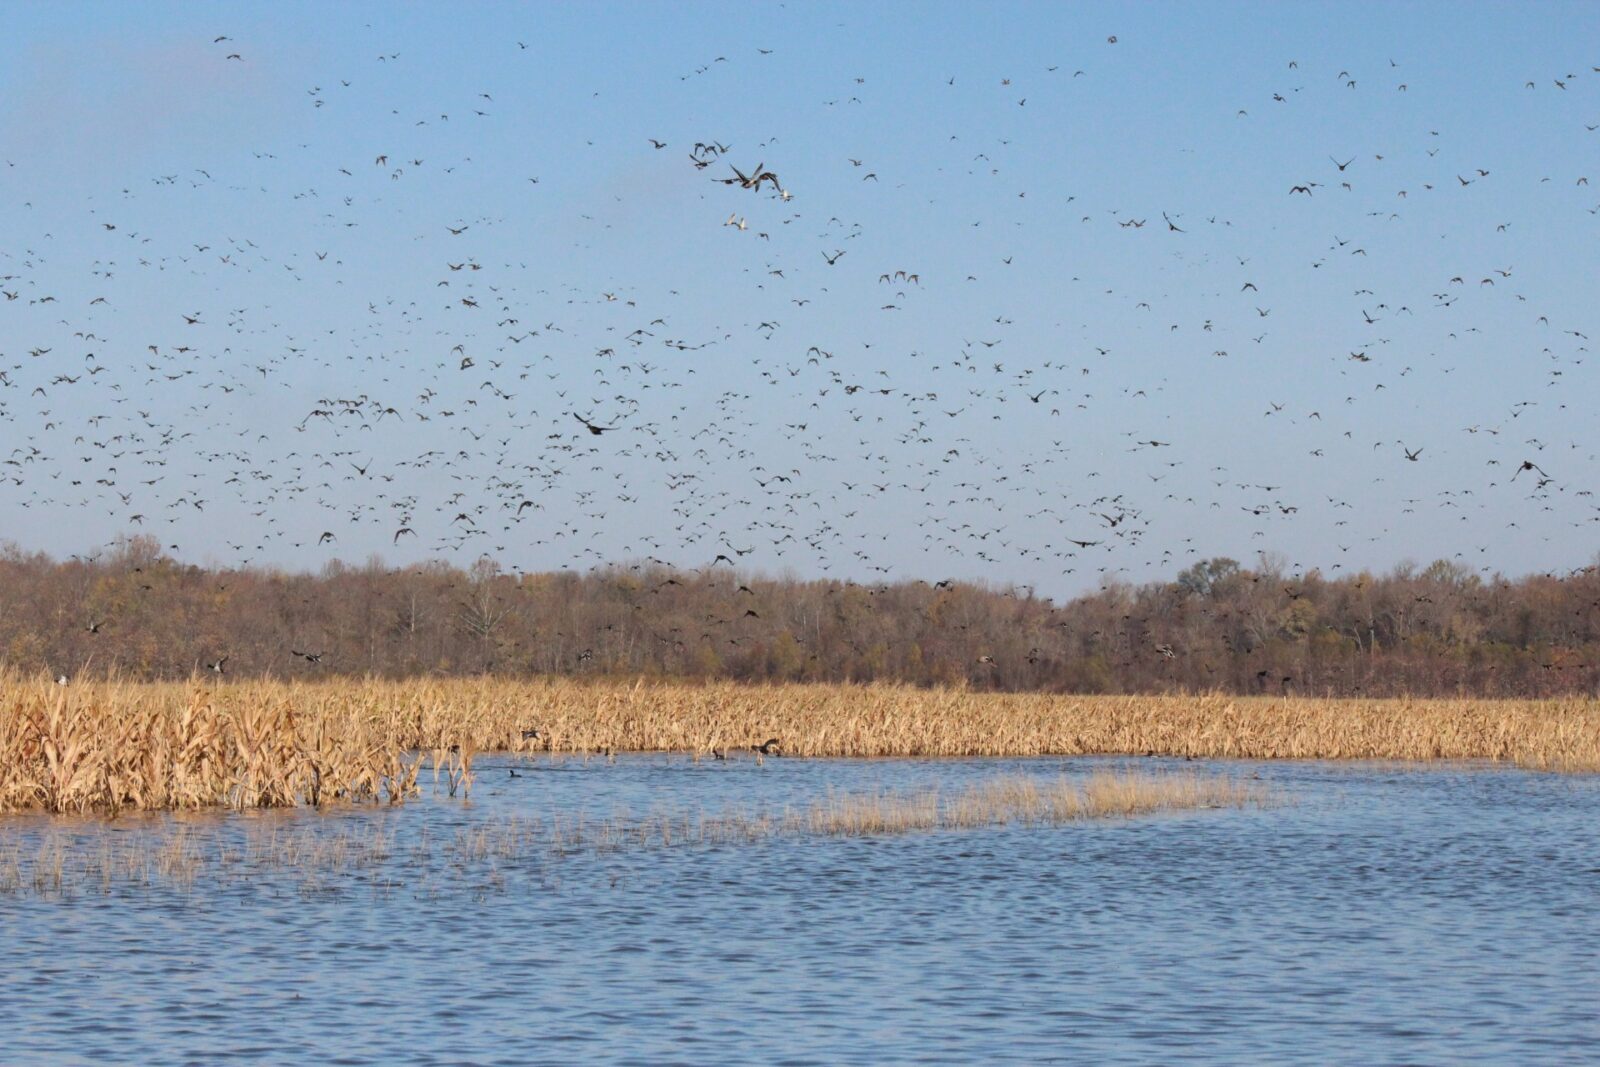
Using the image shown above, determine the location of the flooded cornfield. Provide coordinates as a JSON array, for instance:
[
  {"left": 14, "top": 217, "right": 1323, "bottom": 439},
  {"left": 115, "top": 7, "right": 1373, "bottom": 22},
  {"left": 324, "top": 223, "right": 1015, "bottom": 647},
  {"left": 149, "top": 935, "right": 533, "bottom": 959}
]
[{"left": 3, "top": 754, "right": 1595, "bottom": 1065}]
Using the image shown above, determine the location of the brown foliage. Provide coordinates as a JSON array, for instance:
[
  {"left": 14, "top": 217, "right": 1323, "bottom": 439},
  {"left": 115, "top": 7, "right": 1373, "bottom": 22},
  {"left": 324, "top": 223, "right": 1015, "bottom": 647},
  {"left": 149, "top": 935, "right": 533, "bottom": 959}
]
[{"left": 3, "top": 538, "right": 1600, "bottom": 696}]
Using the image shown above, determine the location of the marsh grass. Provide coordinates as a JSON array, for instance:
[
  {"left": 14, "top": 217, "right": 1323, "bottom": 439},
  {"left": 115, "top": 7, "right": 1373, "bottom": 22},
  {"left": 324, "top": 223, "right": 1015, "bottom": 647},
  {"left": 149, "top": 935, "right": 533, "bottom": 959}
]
[
  {"left": 0, "top": 770, "right": 1262, "bottom": 897},
  {"left": 2, "top": 672, "right": 1596, "bottom": 813}
]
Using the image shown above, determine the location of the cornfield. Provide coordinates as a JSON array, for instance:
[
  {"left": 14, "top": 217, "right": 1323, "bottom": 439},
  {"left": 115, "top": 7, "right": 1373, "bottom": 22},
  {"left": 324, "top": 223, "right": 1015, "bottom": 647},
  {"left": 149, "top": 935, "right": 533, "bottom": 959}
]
[{"left": 2, "top": 673, "right": 1596, "bottom": 813}]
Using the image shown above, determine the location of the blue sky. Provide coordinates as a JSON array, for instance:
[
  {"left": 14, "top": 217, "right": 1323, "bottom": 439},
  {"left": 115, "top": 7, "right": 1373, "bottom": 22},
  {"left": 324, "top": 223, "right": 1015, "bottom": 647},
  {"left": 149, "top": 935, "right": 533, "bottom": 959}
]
[{"left": 1, "top": 2, "right": 1597, "bottom": 595}]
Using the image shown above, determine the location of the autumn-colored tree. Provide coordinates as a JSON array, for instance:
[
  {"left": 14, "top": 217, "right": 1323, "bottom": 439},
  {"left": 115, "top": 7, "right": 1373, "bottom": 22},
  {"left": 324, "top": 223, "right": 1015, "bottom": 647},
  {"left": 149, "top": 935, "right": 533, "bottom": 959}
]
[{"left": 2, "top": 540, "right": 1599, "bottom": 696}]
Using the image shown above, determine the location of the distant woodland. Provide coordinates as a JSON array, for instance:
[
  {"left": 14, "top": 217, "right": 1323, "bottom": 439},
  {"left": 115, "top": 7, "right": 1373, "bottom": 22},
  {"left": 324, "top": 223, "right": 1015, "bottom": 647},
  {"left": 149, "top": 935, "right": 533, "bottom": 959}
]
[{"left": 2, "top": 536, "right": 1598, "bottom": 697}]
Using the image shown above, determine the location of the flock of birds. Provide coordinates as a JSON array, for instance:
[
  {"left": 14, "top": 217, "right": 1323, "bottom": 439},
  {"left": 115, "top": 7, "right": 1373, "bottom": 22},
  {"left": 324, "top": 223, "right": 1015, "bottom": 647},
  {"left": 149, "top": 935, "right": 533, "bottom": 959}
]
[{"left": 2, "top": 19, "right": 1598, "bottom": 600}]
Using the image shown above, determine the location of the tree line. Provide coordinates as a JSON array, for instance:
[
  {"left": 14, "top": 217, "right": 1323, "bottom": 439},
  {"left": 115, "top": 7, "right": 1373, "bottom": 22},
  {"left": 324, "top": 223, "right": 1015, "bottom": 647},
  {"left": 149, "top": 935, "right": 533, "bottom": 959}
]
[{"left": 2, "top": 536, "right": 1597, "bottom": 697}]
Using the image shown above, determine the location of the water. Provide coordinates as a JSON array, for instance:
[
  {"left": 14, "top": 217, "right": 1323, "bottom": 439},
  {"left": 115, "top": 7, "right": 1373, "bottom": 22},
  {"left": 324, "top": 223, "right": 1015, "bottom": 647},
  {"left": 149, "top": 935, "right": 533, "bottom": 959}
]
[{"left": 2, "top": 754, "right": 1596, "bottom": 1065}]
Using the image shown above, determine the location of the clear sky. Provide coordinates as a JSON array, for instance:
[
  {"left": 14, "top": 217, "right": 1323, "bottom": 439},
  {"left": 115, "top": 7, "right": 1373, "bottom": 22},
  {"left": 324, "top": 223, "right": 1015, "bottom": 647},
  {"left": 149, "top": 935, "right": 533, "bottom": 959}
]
[{"left": 1, "top": 2, "right": 1597, "bottom": 596}]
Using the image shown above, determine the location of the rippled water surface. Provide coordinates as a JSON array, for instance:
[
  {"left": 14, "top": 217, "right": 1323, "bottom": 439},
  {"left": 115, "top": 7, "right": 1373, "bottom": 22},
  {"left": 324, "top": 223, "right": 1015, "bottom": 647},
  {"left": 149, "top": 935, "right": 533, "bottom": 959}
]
[{"left": 3, "top": 754, "right": 1597, "bottom": 1065}]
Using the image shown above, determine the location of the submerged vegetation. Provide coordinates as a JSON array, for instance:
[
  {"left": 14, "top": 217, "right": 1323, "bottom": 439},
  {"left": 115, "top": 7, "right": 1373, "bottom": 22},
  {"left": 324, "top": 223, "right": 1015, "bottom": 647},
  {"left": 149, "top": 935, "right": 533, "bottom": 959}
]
[
  {"left": 1, "top": 674, "right": 1595, "bottom": 814},
  {"left": 800, "top": 771, "right": 1265, "bottom": 836},
  {"left": 0, "top": 770, "right": 1265, "bottom": 896}
]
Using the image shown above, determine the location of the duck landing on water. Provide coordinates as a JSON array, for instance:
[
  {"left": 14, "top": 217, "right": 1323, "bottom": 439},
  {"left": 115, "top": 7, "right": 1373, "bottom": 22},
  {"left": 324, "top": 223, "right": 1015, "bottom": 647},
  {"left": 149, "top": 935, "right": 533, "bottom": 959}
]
[{"left": 751, "top": 737, "right": 782, "bottom": 756}]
